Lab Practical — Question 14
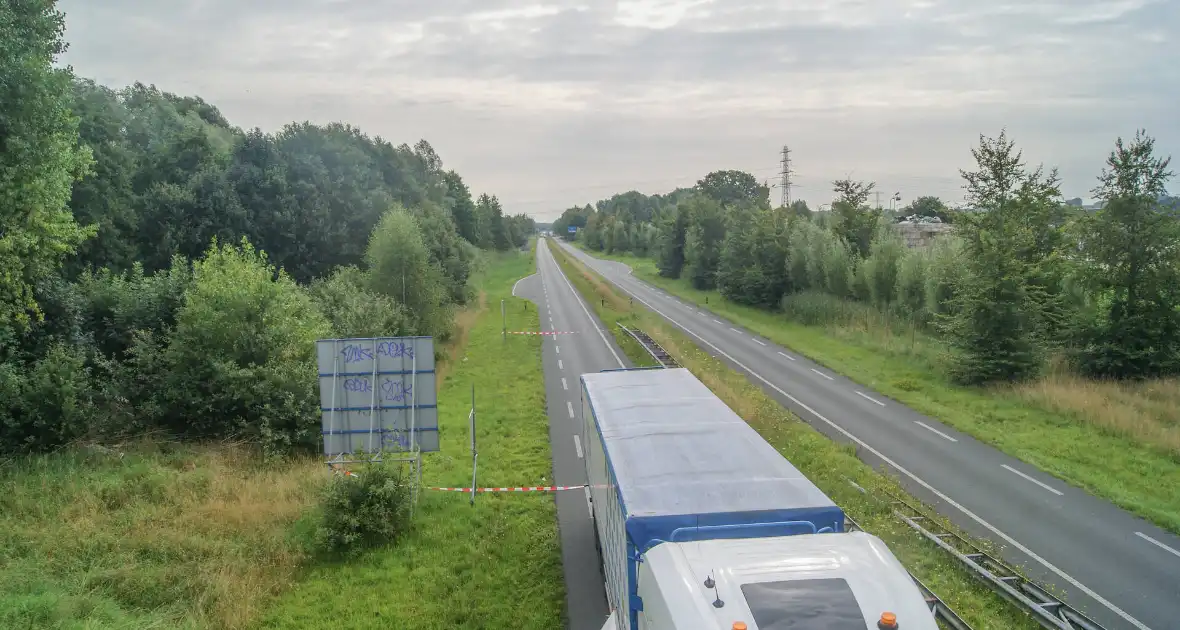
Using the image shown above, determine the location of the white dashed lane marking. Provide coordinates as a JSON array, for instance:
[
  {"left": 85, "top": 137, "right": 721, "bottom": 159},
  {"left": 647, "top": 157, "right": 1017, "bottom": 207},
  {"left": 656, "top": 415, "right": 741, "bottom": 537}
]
[
  {"left": 810, "top": 368, "right": 834, "bottom": 381},
  {"left": 1135, "top": 532, "right": 1180, "bottom": 559},
  {"left": 562, "top": 377, "right": 568, "bottom": 390},
  {"left": 915, "top": 421, "right": 958, "bottom": 442},
  {"left": 1002, "top": 464, "right": 1063, "bottom": 496},
  {"left": 855, "top": 391, "right": 886, "bottom": 407},
  {"left": 567, "top": 401, "right": 575, "bottom": 418}
]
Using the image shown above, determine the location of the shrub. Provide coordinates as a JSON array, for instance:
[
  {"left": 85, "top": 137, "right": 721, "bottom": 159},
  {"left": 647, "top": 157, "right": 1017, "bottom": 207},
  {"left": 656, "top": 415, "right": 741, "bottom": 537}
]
[
  {"left": 895, "top": 247, "right": 929, "bottom": 318},
  {"left": 75, "top": 257, "right": 192, "bottom": 359},
  {"left": 860, "top": 223, "right": 906, "bottom": 307},
  {"left": 313, "top": 461, "right": 413, "bottom": 557},
  {"left": 159, "top": 238, "right": 331, "bottom": 454},
  {"left": 307, "top": 265, "right": 412, "bottom": 338},
  {"left": 0, "top": 344, "right": 97, "bottom": 452}
]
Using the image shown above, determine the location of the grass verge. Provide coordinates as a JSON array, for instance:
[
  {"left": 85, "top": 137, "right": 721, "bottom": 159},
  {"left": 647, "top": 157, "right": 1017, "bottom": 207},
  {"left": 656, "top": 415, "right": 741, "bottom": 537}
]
[
  {"left": 259, "top": 248, "right": 564, "bottom": 629},
  {"left": 549, "top": 240, "right": 1039, "bottom": 630},
  {"left": 0, "top": 440, "right": 322, "bottom": 629},
  {"left": 569, "top": 242, "right": 1180, "bottom": 535},
  {"left": 0, "top": 249, "right": 563, "bottom": 630}
]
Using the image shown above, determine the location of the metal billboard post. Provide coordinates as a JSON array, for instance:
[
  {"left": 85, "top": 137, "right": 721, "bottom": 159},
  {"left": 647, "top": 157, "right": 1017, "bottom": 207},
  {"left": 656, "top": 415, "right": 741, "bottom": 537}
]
[
  {"left": 501, "top": 299, "right": 506, "bottom": 338},
  {"left": 469, "top": 383, "right": 477, "bottom": 507}
]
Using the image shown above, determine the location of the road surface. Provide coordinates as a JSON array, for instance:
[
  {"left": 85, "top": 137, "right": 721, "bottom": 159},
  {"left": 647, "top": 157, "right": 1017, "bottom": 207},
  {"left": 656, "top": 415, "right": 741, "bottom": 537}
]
[
  {"left": 555, "top": 238, "right": 1180, "bottom": 630},
  {"left": 514, "top": 239, "right": 631, "bottom": 629}
]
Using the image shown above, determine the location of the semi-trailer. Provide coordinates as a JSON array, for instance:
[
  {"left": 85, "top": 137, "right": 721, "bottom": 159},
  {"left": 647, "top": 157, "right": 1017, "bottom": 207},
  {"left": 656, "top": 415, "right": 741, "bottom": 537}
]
[{"left": 580, "top": 367, "right": 937, "bottom": 630}]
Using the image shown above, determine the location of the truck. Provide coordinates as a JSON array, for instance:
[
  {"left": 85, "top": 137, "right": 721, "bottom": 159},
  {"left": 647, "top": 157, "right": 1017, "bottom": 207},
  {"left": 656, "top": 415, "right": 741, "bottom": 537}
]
[{"left": 580, "top": 367, "right": 938, "bottom": 630}]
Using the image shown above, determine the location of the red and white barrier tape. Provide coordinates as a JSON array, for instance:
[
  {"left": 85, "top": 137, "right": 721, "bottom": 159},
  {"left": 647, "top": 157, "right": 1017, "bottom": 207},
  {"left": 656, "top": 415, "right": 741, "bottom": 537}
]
[
  {"left": 507, "top": 331, "right": 578, "bottom": 336},
  {"left": 429, "top": 485, "right": 585, "bottom": 493}
]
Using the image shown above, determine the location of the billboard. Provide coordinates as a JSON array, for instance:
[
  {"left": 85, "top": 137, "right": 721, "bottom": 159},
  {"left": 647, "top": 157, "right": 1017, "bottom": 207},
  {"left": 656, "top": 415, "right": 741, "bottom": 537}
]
[
  {"left": 568, "top": 225, "right": 578, "bottom": 233},
  {"left": 317, "top": 336, "right": 438, "bottom": 455}
]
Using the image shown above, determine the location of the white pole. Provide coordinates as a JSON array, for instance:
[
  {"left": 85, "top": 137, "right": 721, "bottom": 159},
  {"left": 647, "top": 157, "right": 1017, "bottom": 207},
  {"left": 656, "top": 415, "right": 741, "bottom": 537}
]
[
  {"left": 328, "top": 352, "right": 339, "bottom": 460},
  {"left": 366, "top": 342, "right": 378, "bottom": 456}
]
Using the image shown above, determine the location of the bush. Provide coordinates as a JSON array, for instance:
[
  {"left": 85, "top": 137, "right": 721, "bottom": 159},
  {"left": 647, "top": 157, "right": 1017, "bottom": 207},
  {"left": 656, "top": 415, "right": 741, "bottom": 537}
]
[
  {"left": 159, "top": 238, "right": 331, "bottom": 454},
  {"left": 314, "top": 462, "right": 413, "bottom": 557},
  {"left": 75, "top": 257, "right": 192, "bottom": 359},
  {"left": 0, "top": 345, "right": 97, "bottom": 452},
  {"left": 307, "top": 265, "right": 412, "bottom": 338}
]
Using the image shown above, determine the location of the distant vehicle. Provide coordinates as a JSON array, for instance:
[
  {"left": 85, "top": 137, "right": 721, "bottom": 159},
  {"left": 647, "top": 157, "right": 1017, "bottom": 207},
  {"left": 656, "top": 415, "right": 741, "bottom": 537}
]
[{"left": 581, "top": 367, "right": 937, "bottom": 630}]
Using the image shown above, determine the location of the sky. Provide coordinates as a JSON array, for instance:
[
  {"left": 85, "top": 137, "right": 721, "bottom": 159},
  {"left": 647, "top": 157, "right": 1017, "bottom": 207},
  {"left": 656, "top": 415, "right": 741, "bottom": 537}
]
[{"left": 58, "top": 0, "right": 1178, "bottom": 221}]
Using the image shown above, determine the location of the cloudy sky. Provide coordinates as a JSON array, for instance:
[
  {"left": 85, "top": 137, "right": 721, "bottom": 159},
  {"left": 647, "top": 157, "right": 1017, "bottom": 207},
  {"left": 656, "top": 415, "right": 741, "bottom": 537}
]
[{"left": 59, "top": 0, "right": 1177, "bottom": 220}]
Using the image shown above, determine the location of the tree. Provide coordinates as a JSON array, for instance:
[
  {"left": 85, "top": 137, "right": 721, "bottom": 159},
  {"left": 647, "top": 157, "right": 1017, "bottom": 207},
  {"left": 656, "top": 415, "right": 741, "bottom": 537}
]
[
  {"left": 682, "top": 195, "right": 727, "bottom": 289},
  {"left": 902, "top": 196, "right": 951, "bottom": 222},
  {"left": 718, "top": 208, "right": 790, "bottom": 307},
  {"left": 365, "top": 207, "right": 451, "bottom": 339},
  {"left": 443, "top": 170, "right": 479, "bottom": 245},
  {"left": 830, "top": 179, "right": 880, "bottom": 258},
  {"left": 1075, "top": 130, "right": 1180, "bottom": 378},
  {"left": 655, "top": 206, "right": 689, "bottom": 278},
  {"left": 787, "top": 199, "right": 811, "bottom": 219},
  {"left": 941, "top": 132, "right": 1057, "bottom": 384},
  {"left": 0, "top": 1, "right": 95, "bottom": 344},
  {"left": 696, "top": 170, "right": 770, "bottom": 209}
]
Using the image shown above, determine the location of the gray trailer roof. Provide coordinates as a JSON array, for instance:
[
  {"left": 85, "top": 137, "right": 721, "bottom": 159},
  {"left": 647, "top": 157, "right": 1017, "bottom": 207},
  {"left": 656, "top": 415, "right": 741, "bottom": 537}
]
[{"left": 581, "top": 368, "right": 839, "bottom": 521}]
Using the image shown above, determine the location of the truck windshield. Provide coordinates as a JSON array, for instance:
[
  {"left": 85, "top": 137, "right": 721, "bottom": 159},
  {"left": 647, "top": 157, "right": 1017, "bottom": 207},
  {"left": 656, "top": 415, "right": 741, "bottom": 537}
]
[{"left": 739, "top": 578, "right": 865, "bottom": 630}]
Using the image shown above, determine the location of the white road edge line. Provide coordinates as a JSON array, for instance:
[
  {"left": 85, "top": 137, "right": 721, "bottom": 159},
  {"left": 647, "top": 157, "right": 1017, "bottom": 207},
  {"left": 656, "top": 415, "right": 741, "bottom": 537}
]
[
  {"left": 567, "top": 401, "right": 575, "bottom": 419},
  {"left": 560, "top": 242, "right": 1152, "bottom": 630},
  {"left": 855, "top": 391, "right": 886, "bottom": 407},
  {"left": 511, "top": 273, "right": 535, "bottom": 297},
  {"left": 914, "top": 421, "right": 958, "bottom": 442},
  {"left": 558, "top": 359, "right": 564, "bottom": 370},
  {"left": 810, "top": 368, "right": 834, "bottom": 381},
  {"left": 1001, "top": 464, "right": 1064, "bottom": 496},
  {"left": 543, "top": 241, "right": 625, "bottom": 368},
  {"left": 754, "top": 339, "right": 767, "bottom": 346},
  {"left": 1134, "top": 532, "right": 1180, "bottom": 559},
  {"left": 777, "top": 351, "right": 796, "bottom": 361},
  {"left": 561, "top": 377, "right": 568, "bottom": 390},
  {"left": 573, "top": 435, "right": 583, "bottom": 459}
]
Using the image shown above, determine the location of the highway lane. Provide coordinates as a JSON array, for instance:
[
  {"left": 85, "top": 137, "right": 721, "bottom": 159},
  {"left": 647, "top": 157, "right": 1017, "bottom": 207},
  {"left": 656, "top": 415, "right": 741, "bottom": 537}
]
[
  {"left": 556, "top": 238, "right": 1180, "bottom": 630},
  {"left": 514, "top": 239, "right": 631, "bottom": 630}
]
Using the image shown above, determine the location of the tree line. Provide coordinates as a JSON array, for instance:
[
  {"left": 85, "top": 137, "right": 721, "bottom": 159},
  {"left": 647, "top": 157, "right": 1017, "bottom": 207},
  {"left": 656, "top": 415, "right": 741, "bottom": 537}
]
[
  {"left": 557, "top": 133, "right": 1180, "bottom": 385},
  {"left": 0, "top": 2, "right": 534, "bottom": 455}
]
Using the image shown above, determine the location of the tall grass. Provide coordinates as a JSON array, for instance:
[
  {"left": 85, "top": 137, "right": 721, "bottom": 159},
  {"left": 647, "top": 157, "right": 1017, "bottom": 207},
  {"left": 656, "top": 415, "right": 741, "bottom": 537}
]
[
  {"left": 1013, "top": 371, "right": 1180, "bottom": 458},
  {"left": 0, "top": 441, "right": 322, "bottom": 629}
]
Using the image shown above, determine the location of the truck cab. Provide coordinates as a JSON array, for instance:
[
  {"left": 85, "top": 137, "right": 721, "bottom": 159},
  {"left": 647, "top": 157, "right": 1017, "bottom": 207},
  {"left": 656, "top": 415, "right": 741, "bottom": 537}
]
[{"left": 625, "top": 531, "right": 936, "bottom": 630}]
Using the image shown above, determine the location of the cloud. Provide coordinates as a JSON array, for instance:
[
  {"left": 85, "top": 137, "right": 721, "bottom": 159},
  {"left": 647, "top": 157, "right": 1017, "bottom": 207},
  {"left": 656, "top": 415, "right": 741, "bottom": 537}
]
[{"left": 58, "top": 0, "right": 1179, "bottom": 218}]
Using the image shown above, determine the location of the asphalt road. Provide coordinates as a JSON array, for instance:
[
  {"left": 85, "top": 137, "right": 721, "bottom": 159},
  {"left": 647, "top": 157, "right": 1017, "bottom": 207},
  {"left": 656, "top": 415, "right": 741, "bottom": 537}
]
[
  {"left": 555, "top": 238, "right": 1180, "bottom": 630},
  {"left": 514, "top": 239, "right": 631, "bottom": 630}
]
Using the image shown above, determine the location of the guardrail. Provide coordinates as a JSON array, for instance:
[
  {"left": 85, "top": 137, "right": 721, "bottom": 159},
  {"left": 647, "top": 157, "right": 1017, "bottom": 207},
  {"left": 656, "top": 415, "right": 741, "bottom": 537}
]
[
  {"left": 848, "top": 479, "right": 1107, "bottom": 630},
  {"left": 617, "top": 324, "right": 679, "bottom": 368}
]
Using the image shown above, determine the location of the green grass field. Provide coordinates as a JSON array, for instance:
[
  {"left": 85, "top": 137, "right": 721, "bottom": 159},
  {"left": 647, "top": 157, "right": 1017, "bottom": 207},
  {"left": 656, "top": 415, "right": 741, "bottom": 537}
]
[
  {"left": 260, "top": 248, "right": 564, "bottom": 629},
  {"left": 0, "top": 249, "right": 565, "bottom": 630},
  {"left": 549, "top": 241, "right": 1040, "bottom": 630},
  {"left": 569, "top": 242, "right": 1180, "bottom": 535}
]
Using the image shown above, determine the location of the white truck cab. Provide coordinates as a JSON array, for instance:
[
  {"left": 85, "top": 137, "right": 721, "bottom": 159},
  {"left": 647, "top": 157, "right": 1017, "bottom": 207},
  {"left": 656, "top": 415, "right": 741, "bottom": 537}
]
[{"left": 625, "top": 531, "right": 936, "bottom": 630}]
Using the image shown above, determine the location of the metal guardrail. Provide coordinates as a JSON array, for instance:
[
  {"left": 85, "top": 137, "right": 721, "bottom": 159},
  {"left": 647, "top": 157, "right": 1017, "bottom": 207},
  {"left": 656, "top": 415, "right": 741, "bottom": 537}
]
[
  {"left": 849, "top": 480, "right": 1107, "bottom": 630},
  {"left": 617, "top": 324, "right": 679, "bottom": 368}
]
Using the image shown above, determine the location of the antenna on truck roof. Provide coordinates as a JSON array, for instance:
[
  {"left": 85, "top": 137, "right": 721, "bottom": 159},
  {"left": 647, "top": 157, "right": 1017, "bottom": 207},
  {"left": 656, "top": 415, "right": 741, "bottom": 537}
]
[{"left": 704, "top": 570, "right": 725, "bottom": 608}]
